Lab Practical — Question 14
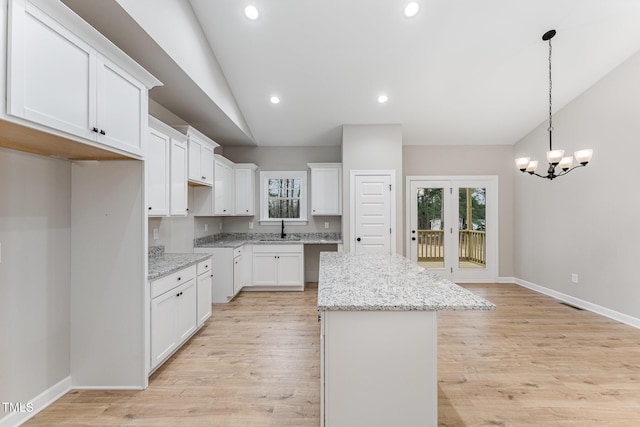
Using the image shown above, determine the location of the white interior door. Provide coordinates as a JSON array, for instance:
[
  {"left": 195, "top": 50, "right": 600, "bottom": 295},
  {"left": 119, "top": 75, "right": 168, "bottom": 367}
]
[
  {"left": 353, "top": 174, "right": 392, "bottom": 254},
  {"left": 407, "top": 176, "right": 498, "bottom": 282}
]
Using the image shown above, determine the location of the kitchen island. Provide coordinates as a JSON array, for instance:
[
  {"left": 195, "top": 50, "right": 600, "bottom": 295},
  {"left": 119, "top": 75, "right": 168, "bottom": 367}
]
[{"left": 318, "top": 252, "right": 495, "bottom": 427}]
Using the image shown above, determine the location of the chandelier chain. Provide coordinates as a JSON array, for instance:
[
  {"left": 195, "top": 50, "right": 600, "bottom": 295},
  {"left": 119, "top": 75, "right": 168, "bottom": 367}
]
[{"left": 548, "top": 38, "right": 553, "bottom": 136}]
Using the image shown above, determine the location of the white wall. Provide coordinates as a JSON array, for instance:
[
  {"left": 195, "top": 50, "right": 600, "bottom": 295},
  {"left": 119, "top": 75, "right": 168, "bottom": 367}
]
[
  {"left": 221, "top": 146, "right": 342, "bottom": 234},
  {"left": 403, "top": 145, "right": 515, "bottom": 277},
  {"left": 114, "top": 0, "right": 252, "bottom": 139},
  {"left": 514, "top": 49, "right": 640, "bottom": 319},
  {"left": 0, "top": 148, "right": 71, "bottom": 419},
  {"left": 342, "top": 124, "right": 403, "bottom": 253}
]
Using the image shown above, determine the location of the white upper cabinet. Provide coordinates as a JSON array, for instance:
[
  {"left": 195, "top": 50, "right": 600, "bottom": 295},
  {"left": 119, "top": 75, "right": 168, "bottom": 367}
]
[
  {"left": 234, "top": 164, "right": 258, "bottom": 216},
  {"left": 214, "top": 155, "right": 234, "bottom": 215},
  {"left": 147, "top": 116, "right": 188, "bottom": 217},
  {"left": 182, "top": 126, "right": 218, "bottom": 186},
  {"left": 7, "top": 0, "right": 160, "bottom": 158},
  {"left": 308, "top": 163, "right": 342, "bottom": 216},
  {"left": 95, "top": 58, "right": 146, "bottom": 155},
  {"left": 146, "top": 126, "right": 170, "bottom": 216},
  {"left": 170, "top": 138, "right": 188, "bottom": 216}
]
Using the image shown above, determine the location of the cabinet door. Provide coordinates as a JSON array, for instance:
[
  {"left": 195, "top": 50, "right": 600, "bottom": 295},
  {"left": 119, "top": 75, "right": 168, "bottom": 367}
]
[
  {"left": 311, "top": 167, "right": 342, "bottom": 215},
  {"left": 188, "top": 138, "right": 202, "bottom": 182},
  {"left": 175, "top": 279, "right": 197, "bottom": 343},
  {"left": 150, "top": 289, "right": 178, "bottom": 369},
  {"left": 214, "top": 159, "right": 231, "bottom": 215},
  {"left": 252, "top": 253, "right": 278, "bottom": 286},
  {"left": 277, "top": 253, "right": 303, "bottom": 287},
  {"left": 235, "top": 168, "right": 254, "bottom": 215},
  {"left": 170, "top": 139, "right": 188, "bottom": 216},
  {"left": 233, "top": 255, "right": 243, "bottom": 295},
  {"left": 196, "top": 272, "right": 212, "bottom": 326},
  {"left": 200, "top": 145, "right": 214, "bottom": 185},
  {"left": 8, "top": 1, "right": 95, "bottom": 140},
  {"left": 96, "top": 58, "right": 145, "bottom": 156},
  {"left": 146, "top": 128, "right": 169, "bottom": 216}
]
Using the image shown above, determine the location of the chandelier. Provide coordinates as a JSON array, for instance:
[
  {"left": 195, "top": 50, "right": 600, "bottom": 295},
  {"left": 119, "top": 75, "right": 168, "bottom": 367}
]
[{"left": 515, "top": 29, "right": 593, "bottom": 180}]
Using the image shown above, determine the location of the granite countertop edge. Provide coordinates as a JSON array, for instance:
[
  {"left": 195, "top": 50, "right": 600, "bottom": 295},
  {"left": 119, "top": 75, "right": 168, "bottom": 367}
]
[{"left": 148, "top": 253, "right": 212, "bottom": 281}]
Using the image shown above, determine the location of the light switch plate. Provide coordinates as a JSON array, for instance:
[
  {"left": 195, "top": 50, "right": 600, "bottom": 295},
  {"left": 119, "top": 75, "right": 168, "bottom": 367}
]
[
  {"left": 204, "top": 224, "right": 208, "bottom": 232},
  {"left": 324, "top": 222, "right": 329, "bottom": 229},
  {"left": 153, "top": 228, "right": 159, "bottom": 240},
  {"left": 249, "top": 222, "right": 254, "bottom": 229}
]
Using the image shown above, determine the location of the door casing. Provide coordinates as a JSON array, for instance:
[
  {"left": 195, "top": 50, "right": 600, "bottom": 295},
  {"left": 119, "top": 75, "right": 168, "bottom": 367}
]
[{"left": 405, "top": 175, "right": 499, "bottom": 282}]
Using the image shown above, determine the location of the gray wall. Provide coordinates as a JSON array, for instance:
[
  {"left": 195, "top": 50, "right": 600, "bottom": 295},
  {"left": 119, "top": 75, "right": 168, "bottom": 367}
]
[
  {"left": 402, "top": 145, "right": 515, "bottom": 277},
  {"left": 342, "top": 124, "right": 403, "bottom": 253},
  {"left": 514, "top": 49, "right": 640, "bottom": 318},
  {"left": 0, "top": 148, "right": 71, "bottom": 417}
]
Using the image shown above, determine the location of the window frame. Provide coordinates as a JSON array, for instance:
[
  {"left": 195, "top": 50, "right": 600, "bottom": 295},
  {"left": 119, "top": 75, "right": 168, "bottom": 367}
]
[{"left": 259, "top": 170, "right": 308, "bottom": 225}]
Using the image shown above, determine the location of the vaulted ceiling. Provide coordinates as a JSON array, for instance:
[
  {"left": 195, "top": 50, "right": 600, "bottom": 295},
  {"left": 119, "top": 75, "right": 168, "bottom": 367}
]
[{"left": 65, "top": 0, "right": 640, "bottom": 147}]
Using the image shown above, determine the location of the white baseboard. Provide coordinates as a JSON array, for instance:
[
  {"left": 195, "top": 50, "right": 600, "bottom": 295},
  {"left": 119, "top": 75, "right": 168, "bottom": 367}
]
[
  {"left": 0, "top": 376, "right": 71, "bottom": 427},
  {"left": 497, "top": 276, "right": 516, "bottom": 284},
  {"left": 514, "top": 277, "right": 640, "bottom": 329}
]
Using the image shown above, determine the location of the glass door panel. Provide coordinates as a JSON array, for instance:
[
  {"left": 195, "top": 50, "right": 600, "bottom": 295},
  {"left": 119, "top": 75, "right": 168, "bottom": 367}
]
[
  {"left": 458, "top": 187, "right": 486, "bottom": 270},
  {"left": 417, "top": 187, "right": 445, "bottom": 269}
]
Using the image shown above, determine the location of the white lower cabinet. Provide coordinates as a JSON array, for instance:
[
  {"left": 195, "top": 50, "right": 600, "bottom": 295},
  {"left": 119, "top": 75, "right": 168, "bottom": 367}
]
[
  {"left": 250, "top": 244, "right": 304, "bottom": 290},
  {"left": 196, "top": 258, "right": 212, "bottom": 326},
  {"left": 150, "top": 264, "right": 198, "bottom": 371},
  {"left": 195, "top": 246, "right": 248, "bottom": 303}
]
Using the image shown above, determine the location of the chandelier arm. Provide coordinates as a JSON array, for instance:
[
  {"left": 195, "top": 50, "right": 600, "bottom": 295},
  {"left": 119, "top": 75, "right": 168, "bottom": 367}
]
[
  {"left": 527, "top": 172, "right": 550, "bottom": 179},
  {"left": 554, "top": 164, "right": 586, "bottom": 177}
]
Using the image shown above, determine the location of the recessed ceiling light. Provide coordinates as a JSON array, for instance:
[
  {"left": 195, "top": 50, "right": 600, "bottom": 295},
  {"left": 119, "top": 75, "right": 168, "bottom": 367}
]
[
  {"left": 270, "top": 96, "right": 280, "bottom": 104},
  {"left": 244, "top": 5, "right": 259, "bottom": 20},
  {"left": 404, "top": 2, "right": 420, "bottom": 17},
  {"left": 377, "top": 95, "right": 388, "bottom": 104}
]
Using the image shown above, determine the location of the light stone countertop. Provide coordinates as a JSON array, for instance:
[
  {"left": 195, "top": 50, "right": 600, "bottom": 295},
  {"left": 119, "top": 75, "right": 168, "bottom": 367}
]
[
  {"left": 194, "top": 232, "right": 342, "bottom": 249},
  {"left": 148, "top": 253, "right": 211, "bottom": 281},
  {"left": 317, "top": 252, "right": 496, "bottom": 311}
]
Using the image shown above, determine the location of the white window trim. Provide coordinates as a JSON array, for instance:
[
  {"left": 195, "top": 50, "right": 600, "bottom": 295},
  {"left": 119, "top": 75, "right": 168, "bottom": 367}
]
[{"left": 259, "top": 170, "right": 308, "bottom": 225}]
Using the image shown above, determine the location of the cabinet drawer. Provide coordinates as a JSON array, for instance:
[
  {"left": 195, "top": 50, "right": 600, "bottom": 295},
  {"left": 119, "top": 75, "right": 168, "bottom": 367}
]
[
  {"left": 197, "top": 257, "right": 212, "bottom": 275},
  {"left": 151, "top": 265, "right": 197, "bottom": 298},
  {"left": 253, "top": 244, "right": 303, "bottom": 254},
  {"left": 233, "top": 246, "right": 243, "bottom": 257}
]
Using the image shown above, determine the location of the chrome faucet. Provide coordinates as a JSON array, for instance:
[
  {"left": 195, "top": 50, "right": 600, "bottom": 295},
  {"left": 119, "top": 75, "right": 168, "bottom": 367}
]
[{"left": 281, "top": 220, "right": 286, "bottom": 239}]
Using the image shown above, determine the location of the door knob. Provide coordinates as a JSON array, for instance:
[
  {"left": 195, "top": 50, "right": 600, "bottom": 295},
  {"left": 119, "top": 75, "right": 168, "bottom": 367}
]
[{"left": 356, "top": 237, "right": 361, "bottom": 242}]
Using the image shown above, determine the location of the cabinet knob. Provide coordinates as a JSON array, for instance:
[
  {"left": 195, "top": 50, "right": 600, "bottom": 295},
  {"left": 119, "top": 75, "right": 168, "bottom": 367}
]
[
  {"left": 99, "top": 130, "right": 106, "bottom": 135},
  {"left": 356, "top": 237, "right": 361, "bottom": 242},
  {"left": 177, "top": 277, "right": 181, "bottom": 281},
  {"left": 202, "top": 176, "right": 206, "bottom": 180},
  {"left": 92, "top": 127, "right": 98, "bottom": 133},
  {"left": 412, "top": 237, "right": 416, "bottom": 241},
  {"left": 148, "top": 207, "right": 152, "bottom": 210}
]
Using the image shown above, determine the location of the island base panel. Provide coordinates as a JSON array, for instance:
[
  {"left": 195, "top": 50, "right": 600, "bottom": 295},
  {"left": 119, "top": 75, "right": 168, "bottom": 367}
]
[{"left": 321, "top": 310, "right": 437, "bottom": 427}]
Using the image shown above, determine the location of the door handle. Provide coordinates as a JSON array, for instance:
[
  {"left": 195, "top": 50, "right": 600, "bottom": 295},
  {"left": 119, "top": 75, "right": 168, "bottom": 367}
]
[{"left": 356, "top": 237, "right": 361, "bottom": 242}]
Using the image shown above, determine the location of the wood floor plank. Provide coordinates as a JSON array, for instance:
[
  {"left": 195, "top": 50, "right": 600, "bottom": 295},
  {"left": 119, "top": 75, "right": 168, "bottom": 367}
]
[{"left": 24, "top": 283, "right": 640, "bottom": 426}]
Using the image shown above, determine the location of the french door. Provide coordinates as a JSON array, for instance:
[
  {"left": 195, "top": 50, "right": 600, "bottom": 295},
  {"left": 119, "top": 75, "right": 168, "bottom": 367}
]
[{"left": 407, "top": 176, "right": 497, "bottom": 282}]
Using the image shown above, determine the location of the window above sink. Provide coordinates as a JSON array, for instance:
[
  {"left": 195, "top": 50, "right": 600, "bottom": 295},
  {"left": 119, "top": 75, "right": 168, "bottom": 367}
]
[{"left": 259, "top": 171, "right": 308, "bottom": 225}]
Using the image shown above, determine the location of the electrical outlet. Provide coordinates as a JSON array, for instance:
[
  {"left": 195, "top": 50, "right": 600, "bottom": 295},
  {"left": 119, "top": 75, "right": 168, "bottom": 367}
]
[
  {"left": 571, "top": 273, "right": 579, "bottom": 284},
  {"left": 153, "top": 228, "right": 159, "bottom": 240},
  {"left": 204, "top": 224, "right": 208, "bottom": 232},
  {"left": 324, "top": 222, "right": 329, "bottom": 229},
  {"left": 219, "top": 222, "right": 222, "bottom": 231},
  {"left": 249, "top": 222, "right": 254, "bottom": 230}
]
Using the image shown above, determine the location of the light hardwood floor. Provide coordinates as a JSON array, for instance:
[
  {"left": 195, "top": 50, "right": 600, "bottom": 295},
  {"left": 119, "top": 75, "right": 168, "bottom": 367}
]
[{"left": 25, "top": 284, "right": 640, "bottom": 426}]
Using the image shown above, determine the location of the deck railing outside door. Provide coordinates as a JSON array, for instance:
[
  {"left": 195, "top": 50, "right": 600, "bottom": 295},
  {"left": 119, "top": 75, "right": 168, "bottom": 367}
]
[{"left": 417, "top": 230, "right": 486, "bottom": 266}]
